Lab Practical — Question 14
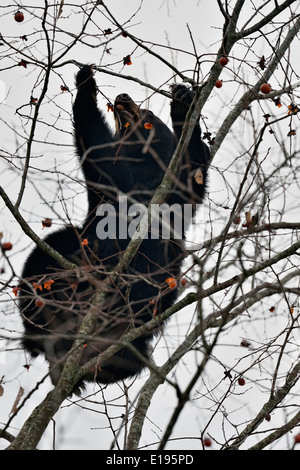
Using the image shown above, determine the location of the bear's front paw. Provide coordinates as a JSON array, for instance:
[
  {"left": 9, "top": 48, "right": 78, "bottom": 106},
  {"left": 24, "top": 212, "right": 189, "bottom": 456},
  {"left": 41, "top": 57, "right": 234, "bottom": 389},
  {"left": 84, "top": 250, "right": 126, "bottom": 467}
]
[
  {"left": 170, "top": 84, "right": 194, "bottom": 121},
  {"left": 76, "top": 65, "right": 97, "bottom": 92}
]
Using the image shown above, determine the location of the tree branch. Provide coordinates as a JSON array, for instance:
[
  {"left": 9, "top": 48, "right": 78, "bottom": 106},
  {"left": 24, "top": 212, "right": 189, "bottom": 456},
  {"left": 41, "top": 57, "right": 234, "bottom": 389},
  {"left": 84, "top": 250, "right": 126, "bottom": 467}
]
[
  {"left": 210, "top": 14, "right": 300, "bottom": 161},
  {"left": 126, "top": 264, "right": 300, "bottom": 449},
  {"left": 239, "top": 0, "right": 298, "bottom": 37},
  {"left": 223, "top": 359, "right": 300, "bottom": 450},
  {"left": 0, "top": 185, "right": 76, "bottom": 272}
]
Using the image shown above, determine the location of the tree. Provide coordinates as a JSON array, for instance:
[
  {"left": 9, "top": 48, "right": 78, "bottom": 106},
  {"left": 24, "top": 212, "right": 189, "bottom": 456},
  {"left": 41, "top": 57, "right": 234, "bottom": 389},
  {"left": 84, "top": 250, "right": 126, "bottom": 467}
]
[{"left": 0, "top": 0, "right": 300, "bottom": 451}]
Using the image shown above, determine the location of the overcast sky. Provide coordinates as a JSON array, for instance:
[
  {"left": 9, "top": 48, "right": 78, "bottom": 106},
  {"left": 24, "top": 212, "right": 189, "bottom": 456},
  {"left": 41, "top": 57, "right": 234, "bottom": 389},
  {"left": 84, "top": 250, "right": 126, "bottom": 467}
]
[{"left": 1, "top": 1, "right": 300, "bottom": 450}]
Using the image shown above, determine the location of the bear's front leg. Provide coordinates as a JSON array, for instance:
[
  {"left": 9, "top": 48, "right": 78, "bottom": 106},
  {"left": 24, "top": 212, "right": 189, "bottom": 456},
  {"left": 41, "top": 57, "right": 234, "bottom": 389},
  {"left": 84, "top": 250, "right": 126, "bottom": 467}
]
[{"left": 170, "top": 84, "right": 210, "bottom": 205}]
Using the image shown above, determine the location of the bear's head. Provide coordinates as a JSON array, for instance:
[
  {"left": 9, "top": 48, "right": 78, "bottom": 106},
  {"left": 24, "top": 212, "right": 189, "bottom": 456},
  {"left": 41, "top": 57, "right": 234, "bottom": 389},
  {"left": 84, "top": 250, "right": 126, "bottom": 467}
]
[{"left": 114, "top": 93, "right": 154, "bottom": 133}]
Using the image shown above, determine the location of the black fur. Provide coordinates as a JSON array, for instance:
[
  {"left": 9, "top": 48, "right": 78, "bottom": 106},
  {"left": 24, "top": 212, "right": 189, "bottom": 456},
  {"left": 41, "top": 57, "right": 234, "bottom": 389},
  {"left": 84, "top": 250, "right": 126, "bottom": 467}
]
[{"left": 19, "top": 65, "right": 210, "bottom": 393}]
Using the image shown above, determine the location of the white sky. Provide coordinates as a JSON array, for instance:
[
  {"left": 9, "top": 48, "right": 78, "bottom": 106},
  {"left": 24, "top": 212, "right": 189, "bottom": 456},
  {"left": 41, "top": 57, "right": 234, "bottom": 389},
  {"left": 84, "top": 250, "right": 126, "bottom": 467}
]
[{"left": 0, "top": 1, "right": 300, "bottom": 450}]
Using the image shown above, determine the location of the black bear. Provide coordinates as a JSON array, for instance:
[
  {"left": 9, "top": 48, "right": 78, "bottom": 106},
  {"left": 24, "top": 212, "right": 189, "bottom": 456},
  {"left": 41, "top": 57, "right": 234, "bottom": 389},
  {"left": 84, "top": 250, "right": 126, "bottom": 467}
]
[{"left": 19, "top": 65, "right": 210, "bottom": 393}]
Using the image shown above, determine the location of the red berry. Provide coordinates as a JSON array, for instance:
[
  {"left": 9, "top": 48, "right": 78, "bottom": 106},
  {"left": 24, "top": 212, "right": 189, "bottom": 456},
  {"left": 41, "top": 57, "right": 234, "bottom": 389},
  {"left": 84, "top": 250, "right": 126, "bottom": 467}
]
[
  {"left": 180, "top": 278, "right": 187, "bottom": 287},
  {"left": 215, "top": 80, "right": 223, "bottom": 89},
  {"left": 14, "top": 11, "right": 24, "bottom": 23},
  {"left": 35, "top": 298, "right": 44, "bottom": 308},
  {"left": 203, "top": 437, "right": 212, "bottom": 447},
  {"left": 238, "top": 377, "right": 246, "bottom": 386},
  {"left": 219, "top": 56, "right": 229, "bottom": 67},
  {"left": 260, "top": 83, "right": 272, "bottom": 94},
  {"left": 2, "top": 242, "right": 13, "bottom": 251},
  {"left": 12, "top": 286, "right": 21, "bottom": 297},
  {"left": 294, "top": 434, "right": 300, "bottom": 444},
  {"left": 42, "top": 218, "right": 52, "bottom": 228},
  {"left": 233, "top": 215, "right": 241, "bottom": 225}
]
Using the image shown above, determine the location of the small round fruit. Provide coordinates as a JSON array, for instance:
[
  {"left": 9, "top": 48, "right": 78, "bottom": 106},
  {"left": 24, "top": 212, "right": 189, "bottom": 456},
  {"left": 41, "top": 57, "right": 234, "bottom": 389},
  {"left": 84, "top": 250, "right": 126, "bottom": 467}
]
[
  {"left": 215, "top": 80, "right": 223, "bottom": 88},
  {"left": 180, "top": 278, "right": 187, "bottom": 287},
  {"left": 2, "top": 242, "right": 13, "bottom": 251},
  {"left": 219, "top": 56, "right": 229, "bottom": 67},
  {"left": 42, "top": 218, "right": 52, "bottom": 228},
  {"left": 14, "top": 11, "right": 24, "bottom": 22},
  {"left": 260, "top": 83, "right": 272, "bottom": 94},
  {"left": 294, "top": 433, "right": 300, "bottom": 444},
  {"left": 238, "top": 377, "right": 246, "bottom": 386},
  {"left": 35, "top": 298, "right": 45, "bottom": 308},
  {"left": 203, "top": 437, "right": 212, "bottom": 447},
  {"left": 233, "top": 215, "right": 241, "bottom": 225}
]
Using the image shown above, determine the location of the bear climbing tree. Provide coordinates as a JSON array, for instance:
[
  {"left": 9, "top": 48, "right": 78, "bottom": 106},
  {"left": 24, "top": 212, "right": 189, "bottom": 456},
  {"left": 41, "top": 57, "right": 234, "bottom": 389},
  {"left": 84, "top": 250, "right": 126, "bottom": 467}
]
[
  {"left": 18, "top": 65, "right": 210, "bottom": 393},
  {"left": 1, "top": 0, "right": 300, "bottom": 453}
]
